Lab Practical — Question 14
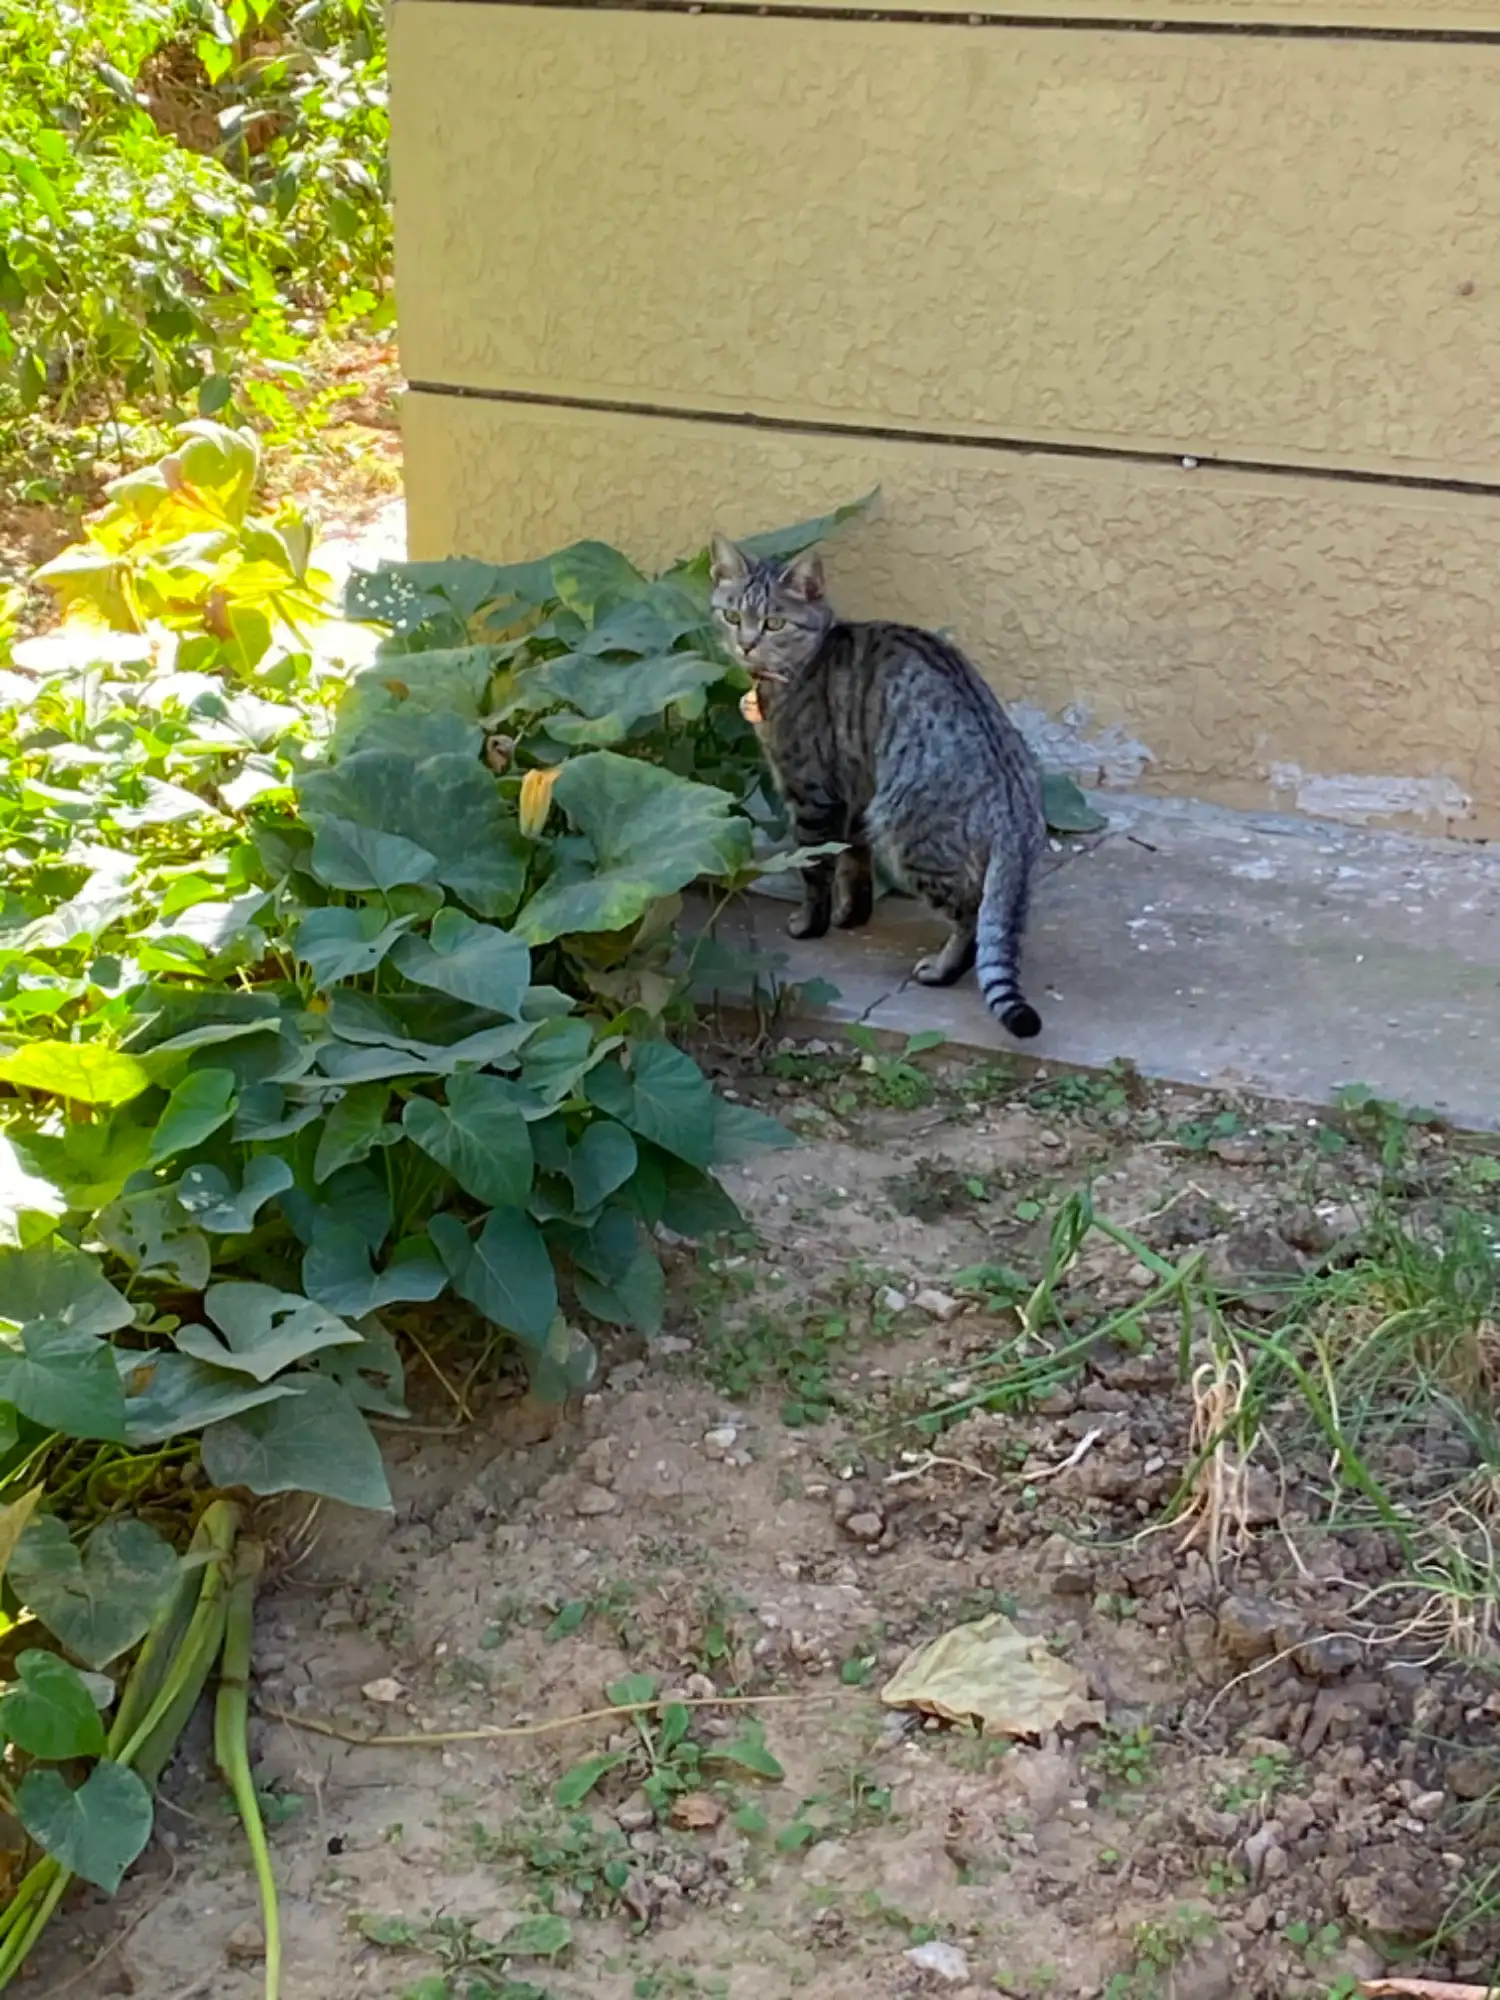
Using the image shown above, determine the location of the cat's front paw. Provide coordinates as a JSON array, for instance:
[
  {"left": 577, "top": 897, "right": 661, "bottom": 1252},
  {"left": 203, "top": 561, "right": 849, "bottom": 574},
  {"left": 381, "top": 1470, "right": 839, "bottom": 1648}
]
[{"left": 788, "top": 906, "right": 831, "bottom": 940}]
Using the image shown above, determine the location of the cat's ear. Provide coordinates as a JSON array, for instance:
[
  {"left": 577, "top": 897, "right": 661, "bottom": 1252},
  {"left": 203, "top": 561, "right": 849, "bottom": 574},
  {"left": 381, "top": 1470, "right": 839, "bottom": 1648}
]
[
  {"left": 780, "top": 551, "right": 825, "bottom": 603},
  {"left": 709, "top": 532, "right": 749, "bottom": 584}
]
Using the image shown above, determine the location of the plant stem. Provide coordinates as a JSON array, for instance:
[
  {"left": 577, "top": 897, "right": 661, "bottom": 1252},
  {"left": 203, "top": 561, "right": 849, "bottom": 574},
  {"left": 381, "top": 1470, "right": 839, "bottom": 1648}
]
[{"left": 215, "top": 1537, "right": 278, "bottom": 2000}]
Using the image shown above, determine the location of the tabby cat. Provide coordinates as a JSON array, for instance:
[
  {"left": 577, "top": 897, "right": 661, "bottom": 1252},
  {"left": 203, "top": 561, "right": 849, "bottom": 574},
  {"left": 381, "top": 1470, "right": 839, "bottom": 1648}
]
[{"left": 710, "top": 535, "right": 1045, "bottom": 1039}]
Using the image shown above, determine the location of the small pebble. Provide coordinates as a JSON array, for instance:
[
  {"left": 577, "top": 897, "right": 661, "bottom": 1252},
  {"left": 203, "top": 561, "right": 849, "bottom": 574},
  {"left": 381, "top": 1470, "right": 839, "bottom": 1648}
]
[
  {"left": 913, "top": 1287, "right": 961, "bottom": 1321},
  {"left": 903, "top": 1940, "right": 970, "bottom": 1983},
  {"left": 878, "top": 1287, "right": 908, "bottom": 1314},
  {"left": 360, "top": 1677, "right": 403, "bottom": 1705},
  {"left": 703, "top": 1425, "right": 738, "bottom": 1454},
  {"left": 574, "top": 1484, "right": 620, "bottom": 1517}
]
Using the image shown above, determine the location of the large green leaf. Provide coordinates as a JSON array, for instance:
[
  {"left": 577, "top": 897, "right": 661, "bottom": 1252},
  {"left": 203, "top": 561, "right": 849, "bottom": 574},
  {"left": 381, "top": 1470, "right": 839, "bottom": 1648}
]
[
  {"left": 430, "top": 1207, "right": 557, "bottom": 1345},
  {"left": 11, "top": 1516, "right": 180, "bottom": 1667},
  {"left": 0, "top": 1042, "right": 151, "bottom": 1107},
  {"left": 551, "top": 541, "right": 648, "bottom": 618},
  {"left": 0, "top": 1325, "right": 128, "bottom": 1442},
  {"left": 310, "top": 818, "right": 440, "bottom": 893},
  {"left": 17, "top": 1761, "right": 153, "bottom": 1893},
  {"left": 297, "top": 748, "right": 526, "bottom": 920},
  {"left": 302, "top": 1223, "right": 447, "bottom": 1318},
  {"left": 514, "top": 754, "right": 752, "bottom": 945},
  {"left": 294, "top": 906, "right": 416, "bottom": 986},
  {"left": 147, "top": 1066, "right": 238, "bottom": 1166},
  {"left": 624, "top": 1041, "right": 718, "bottom": 1169},
  {"left": 0, "top": 1650, "right": 107, "bottom": 1760},
  {"left": 345, "top": 556, "right": 554, "bottom": 634},
  {"left": 121, "top": 1352, "right": 301, "bottom": 1447},
  {"left": 402, "top": 1076, "right": 534, "bottom": 1208},
  {"left": 390, "top": 910, "right": 531, "bottom": 1019},
  {"left": 518, "top": 652, "right": 724, "bottom": 746},
  {"left": 178, "top": 1284, "right": 363, "bottom": 1382},
  {"left": 200, "top": 1376, "right": 391, "bottom": 1509},
  {"left": 712, "top": 1097, "right": 796, "bottom": 1162},
  {"left": 0, "top": 1242, "right": 132, "bottom": 1337}
]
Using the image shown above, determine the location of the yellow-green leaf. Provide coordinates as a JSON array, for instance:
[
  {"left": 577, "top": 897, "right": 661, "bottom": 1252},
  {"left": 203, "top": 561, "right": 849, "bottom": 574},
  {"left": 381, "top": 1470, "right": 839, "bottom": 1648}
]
[{"left": 0, "top": 1043, "right": 153, "bottom": 1106}]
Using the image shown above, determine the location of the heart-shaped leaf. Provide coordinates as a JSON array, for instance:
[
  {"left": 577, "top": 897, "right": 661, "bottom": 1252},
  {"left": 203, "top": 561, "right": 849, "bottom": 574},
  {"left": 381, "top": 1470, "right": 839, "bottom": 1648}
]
[
  {"left": 11, "top": 1516, "right": 180, "bottom": 1667},
  {"left": 310, "top": 817, "right": 439, "bottom": 893},
  {"left": 574, "top": 1246, "right": 665, "bottom": 1337},
  {"left": 179, "top": 1284, "right": 362, "bottom": 1382},
  {"left": 16, "top": 1760, "right": 153, "bottom": 1892},
  {"left": 390, "top": 909, "right": 531, "bottom": 1019},
  {"left": 200, "top": 1376, "right": 391, "bottom": 1510},
  {"left": 313, "top": 1083, "right": 393, "bottom": 1183},
  {"left": 96, "top": 1188, "right": 211, "bottom": 1291},
  {"left": 147, "top": 1067, "right": 238, "bottom": 1166},
  {"left": 302, "top": 1223, "right": 447, "bottom": 1319},
  {"left": 294, "top": 907, "right": 416, "bottom": 987},
  {"left": 0, "top": 1323, "right": 128, "bottom": 1442},
  {"left": 0, "top": 1242, "right": 132, "bottom": 1337},
  {"left": 430, "top": 1207, "right": 557, "bottom": 1345},
  {"left": 402, "top": 1077, "right": 534, "bottom": 1208},
  {"left": 624, "top": 1041, "right": 717, "bottom": 1169},
  {"left": 513, "top": 753, "right": 752, "bottom": 945},
  {"left": 0, "top": 1650, "right": 107, "bottom": 1759},
  {"left": 121, "top": 1352, "right": 302, "bottom": 1447},
  {"left": 567, "top": 1119, "right": 638, "bottom": 1213}
]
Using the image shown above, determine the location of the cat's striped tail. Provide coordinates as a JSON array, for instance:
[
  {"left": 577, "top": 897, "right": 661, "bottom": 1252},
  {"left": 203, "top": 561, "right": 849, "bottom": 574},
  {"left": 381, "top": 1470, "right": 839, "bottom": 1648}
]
[{"left": 976, "top": 847, "right": 1042, "bottom": 1039}]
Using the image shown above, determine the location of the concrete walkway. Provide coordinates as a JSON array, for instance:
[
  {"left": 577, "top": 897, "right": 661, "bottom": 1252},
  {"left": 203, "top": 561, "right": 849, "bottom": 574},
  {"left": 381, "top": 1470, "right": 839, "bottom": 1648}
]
[{"left": 713, "top": 796, "right": 1500, "bottom": 1129}]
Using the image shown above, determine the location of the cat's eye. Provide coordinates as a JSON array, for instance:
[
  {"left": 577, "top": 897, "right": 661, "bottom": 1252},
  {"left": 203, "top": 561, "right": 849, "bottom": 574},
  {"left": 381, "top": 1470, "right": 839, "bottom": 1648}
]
[
  {"left": 723, "top": 609, "right": 741, "bottom": 625},
  {"left": 765, "top": 615, "right": 786, "bottom": 631}
]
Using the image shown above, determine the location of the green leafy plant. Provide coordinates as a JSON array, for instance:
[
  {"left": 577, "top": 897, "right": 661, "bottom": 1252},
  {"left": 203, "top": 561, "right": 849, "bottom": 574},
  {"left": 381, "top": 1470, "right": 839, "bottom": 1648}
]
[{"left": 0, "top": 0, "right": 391, "bottom": 483}]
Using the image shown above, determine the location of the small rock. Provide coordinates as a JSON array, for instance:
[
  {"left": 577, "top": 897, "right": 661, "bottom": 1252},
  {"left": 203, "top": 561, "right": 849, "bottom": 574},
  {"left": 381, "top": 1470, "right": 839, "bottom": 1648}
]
[
  {"left": 607, "top": 1360, "right": 646, "bottom": 1390},
  {"left": 1216, "top": 1594, "right": 1298, "bottom": 1664},
  {"left": 878, "top": 1287, "right": 909, "bottom": 1314},
  {"left": 903, "top": 1940, "right": 970, "bottom": 1983},
  {"left": 225, "top": 1921, "right": 265, "bottom": 1963},
  {"left": 360, "top": 1677, "right": 403, "bottom": 1705},
  {"left": 1445, "top": 1751, "right": 1493, "bottom": 1800},
  {"left": 843, "top": 1510, "right": 885, "bottom": 1543},
  {"left": 702, "top": 1426, "right": 738, "bottom": 1455},
  {"left": 1294, "top": 1631, "right": 1364, "bottom": 1679},
  {"left": 670, "top": 1792, "right": 723, "bottom": 1831},
  {"left": 1038, "top": 1532, "right": 1096, "bottom": 1597},
  {"left": 1038, "top": 1129, "right": 1065, "bottom": 1148},
  {"left": 1410, "top": 1789, "right": 1446, "bottom": 1822},
  {"left": 913, "top": 1287, "right": 962, "bottom": 1321},
  {"left": 574, "top": 1484, "right": 620, "bottom": 1517},
  {"left": 615, "top": 1792, "right": 656, "bottom": 1833}
]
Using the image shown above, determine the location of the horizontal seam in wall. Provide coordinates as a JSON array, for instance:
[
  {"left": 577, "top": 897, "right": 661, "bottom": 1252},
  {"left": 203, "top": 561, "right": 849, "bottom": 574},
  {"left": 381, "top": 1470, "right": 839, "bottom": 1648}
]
[
  {"left": 395, "top": 0, "right": 1500, "bottom": 44},
  {"left": 406, "top": 382, "right": 1500, "bottom": 500}
]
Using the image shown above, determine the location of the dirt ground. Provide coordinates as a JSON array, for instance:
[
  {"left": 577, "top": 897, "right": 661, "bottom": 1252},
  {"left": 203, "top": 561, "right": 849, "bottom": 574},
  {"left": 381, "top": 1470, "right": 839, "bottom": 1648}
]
[{"left": 33, "top": 1039, "right": 1500, "bottom": 2000}]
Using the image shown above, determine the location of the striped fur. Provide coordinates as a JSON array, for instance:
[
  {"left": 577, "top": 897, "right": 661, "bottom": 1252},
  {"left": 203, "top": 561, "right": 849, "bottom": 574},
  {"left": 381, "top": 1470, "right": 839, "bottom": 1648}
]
[{"left": 710, "top": 536, "right": 1045, "bottom": 1039}]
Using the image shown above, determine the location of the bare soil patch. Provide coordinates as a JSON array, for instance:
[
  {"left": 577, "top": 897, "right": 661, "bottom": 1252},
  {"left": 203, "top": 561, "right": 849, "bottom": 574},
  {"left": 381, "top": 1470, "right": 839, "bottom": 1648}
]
[{"left": 38, "top": 1044, "right": 1500, "bottom": 2000}]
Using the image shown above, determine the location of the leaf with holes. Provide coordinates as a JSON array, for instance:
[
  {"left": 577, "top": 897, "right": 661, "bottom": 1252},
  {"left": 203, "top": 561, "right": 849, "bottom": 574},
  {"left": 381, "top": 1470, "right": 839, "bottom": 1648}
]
[
  {"left": 178, "top": 1284, "right": 363, "bottom": 1383},
  {"left": 11, "top": 1516, "right": 180, "bottom": 1667},
  {"left": 176, "top": 1156, "right": 295, "bottom": 1235}
]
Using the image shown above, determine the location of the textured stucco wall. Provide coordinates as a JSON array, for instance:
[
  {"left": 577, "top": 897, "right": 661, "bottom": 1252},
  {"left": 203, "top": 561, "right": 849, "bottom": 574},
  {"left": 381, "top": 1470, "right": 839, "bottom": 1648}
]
[
  {"left": 391, "top": 0, "right": 1500, "bottom": 836},
  {"left": 393, "top": 7, "right": 1500, "bottom": 478},
  {"left": 404, "top": 394, "right": 1500, "bottom": 837},
  {"left": 691, "top": 0, "right": 1500, "bottom": 18}
]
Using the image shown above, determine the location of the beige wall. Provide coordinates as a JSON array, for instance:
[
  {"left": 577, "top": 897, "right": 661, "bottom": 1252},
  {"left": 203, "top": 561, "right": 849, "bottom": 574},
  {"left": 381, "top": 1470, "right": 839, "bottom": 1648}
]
[{"left": 392, "top": 1, "right": 1500, "bottom": 836}]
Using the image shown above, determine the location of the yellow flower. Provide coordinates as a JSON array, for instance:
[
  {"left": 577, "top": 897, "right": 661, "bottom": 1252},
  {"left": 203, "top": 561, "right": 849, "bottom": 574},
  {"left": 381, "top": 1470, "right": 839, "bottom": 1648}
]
[{"left": 518, "top": 765, "right": 562, "bottom": 838}]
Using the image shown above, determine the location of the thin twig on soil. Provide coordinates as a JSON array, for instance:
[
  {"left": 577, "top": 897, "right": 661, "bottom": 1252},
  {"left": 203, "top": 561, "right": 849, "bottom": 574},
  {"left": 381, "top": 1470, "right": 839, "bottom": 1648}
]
[
  {"left": 1360, "top": 1981, "right": 1498, "bottom": 1998},
  {"left": 265, "top": 1687, "right": 858, "bottom": 1750}
]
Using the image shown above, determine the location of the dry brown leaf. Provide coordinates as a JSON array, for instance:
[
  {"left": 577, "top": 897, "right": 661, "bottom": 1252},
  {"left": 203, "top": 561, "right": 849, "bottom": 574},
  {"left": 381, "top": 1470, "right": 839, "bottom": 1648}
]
[
  {"left": 669, "top": 1792, "right": 723, "bottom": 1831},
  {"left": 881, "top": 1613, "right": 1104, "bottom": 1737}
]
